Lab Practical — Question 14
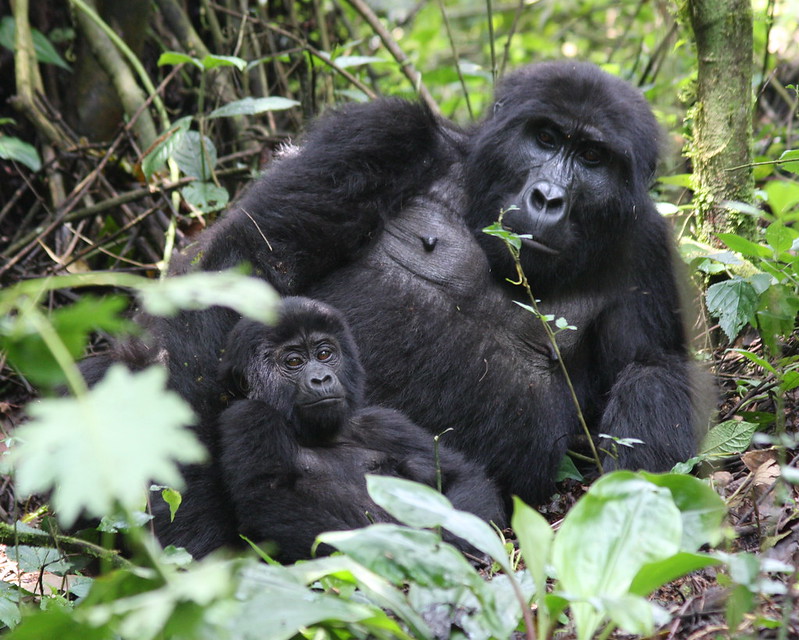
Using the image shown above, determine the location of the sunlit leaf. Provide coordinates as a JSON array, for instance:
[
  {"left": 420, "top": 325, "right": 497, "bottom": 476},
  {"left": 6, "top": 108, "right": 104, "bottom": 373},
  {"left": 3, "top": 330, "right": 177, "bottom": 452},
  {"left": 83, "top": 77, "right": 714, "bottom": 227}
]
[
  {"left": 552, "top": 472, "right": 682, "bottom": 640},
  {"left": 137, "top": 270, "right": 279, "bottom": 323},
  {"left": 365, "top": 475, "right": 509, "bottom": 568},
  {"left": 11, "top": 365, "right": 204, "bottom": 526},
  {"left": 157, "top": 51, "right": 201, "bottom": 69},
  {"left": 208, "top": 97, "right": 300, "bottom": 119}
]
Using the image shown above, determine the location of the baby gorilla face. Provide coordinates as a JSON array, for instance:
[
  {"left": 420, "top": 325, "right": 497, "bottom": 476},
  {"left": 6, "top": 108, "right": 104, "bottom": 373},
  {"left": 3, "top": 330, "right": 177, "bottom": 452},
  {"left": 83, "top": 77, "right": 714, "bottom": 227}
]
[{"left": 276, "top": 332, "right": 350, "bottom": 443}]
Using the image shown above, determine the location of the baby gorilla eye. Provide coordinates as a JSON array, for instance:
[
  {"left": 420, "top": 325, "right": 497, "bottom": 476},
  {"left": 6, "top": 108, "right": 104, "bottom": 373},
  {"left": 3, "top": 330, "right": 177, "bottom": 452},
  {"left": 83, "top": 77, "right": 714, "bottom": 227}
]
[
  {"left": 285, "top": 355, "right": 304, "bottom": 368},
  {"left": 316, "top": 348, "right": 334, "bottom": 361}
]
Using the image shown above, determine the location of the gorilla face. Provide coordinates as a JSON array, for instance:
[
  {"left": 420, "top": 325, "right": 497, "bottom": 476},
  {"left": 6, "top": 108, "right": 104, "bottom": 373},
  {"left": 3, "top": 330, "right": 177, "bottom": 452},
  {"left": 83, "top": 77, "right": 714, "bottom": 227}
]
[
  {"left": 220, "top": 297, "right": 366, "bottom": 445},
  {"left": 465, "top": 61, "right": 661, "bottom": 293}
]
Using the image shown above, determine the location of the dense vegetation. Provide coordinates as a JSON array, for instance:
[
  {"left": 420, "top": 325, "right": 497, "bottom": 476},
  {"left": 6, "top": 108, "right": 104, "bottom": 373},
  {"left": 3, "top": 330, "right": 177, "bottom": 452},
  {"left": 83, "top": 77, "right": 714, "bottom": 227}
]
[{"left": 1, "top": 0, "right": 799, "bottom": 638}]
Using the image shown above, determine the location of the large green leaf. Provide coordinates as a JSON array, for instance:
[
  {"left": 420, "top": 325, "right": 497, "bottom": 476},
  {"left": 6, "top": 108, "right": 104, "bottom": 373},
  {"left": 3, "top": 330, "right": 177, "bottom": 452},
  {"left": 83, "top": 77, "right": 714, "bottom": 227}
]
[
  {"left": 705, "top": 278, "right": 758, "bottom": 341},
  {"left": 181, "top": 181, "right": 229, "bottom": 213},
  {"left": 1, "top": 295, "right": 129, "bottom": 388},
  {"left": 365, "top": 475, "right": 509, "bottom": 569},
  {"left": 639, "top": 472, "right": 726, "bottom": 550},
  {"left": 137, "top": 270, "right": 279, "bottom": 323},
  {"left": 141, "top": 116, "right": 191, "bottom": 180},
  {"left": 11, "top": 365, "right": 204, "bottom": 526},
  {"left": 700, "top": 419, "right": 758, "bottom": 456},
  {"left": 551, "top": 472, "right": 682, "bottom": 640}
]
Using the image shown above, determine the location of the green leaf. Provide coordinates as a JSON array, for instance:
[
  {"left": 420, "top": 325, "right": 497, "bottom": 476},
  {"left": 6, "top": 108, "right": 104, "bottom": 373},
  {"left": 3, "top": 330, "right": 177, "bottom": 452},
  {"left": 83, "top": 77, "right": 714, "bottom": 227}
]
[
  {"left": 629, "top": 552, "right": 722, "bottom": 596},
  {"left": 556, "top": 454, "right": 584, "bottom": 481},
  {"left": 551, "top": 472, "right": 682, "bottom": 640},
  {"left": 700, "top": 419, "right": 758, "bottom": 456},
  {"left": 157, "top": 51, "right": 202, "bottom": 69},
  {"left": 137, "top": 270, "right": 279, "bottom": 322},
  {"left": 208, "top": 96, "right": 300, "bottom": 119},
  {"left": 705, "top": 278, "right": 758, "bottom": 341},
  {"left": 512, "top": 497, "right": 552, "bottom": 629},
  {"left": 638, "top": 472, "right": 727, "bottom": 550},
  {"left": 716, "top": 233, "right": 771, "bottom": 259},
  {"left": 287, "top": 555, "right": 431, "bottom": 638},
  {"left": 764, "top": 179, "right": 799, "bottom": 217},
  {"left": 10, "top": 365, "right": 204, "bottom": 526},
  {"left": 333, "top": 55, "right": 387, "bottom": 69},
  {"left": 181, "top": 181, "right": 229, "bottom": 213},
  {"left": 0, "top": 295, "right": 130, "bottom": 388},
  {"left": 0, "top": 17, "right": 71, "bottom": 71},
  {"left": 200, "top": 54, "right": 247, "bottom": 71},
  {"left": 141, "top": 116, "right": 191, "bottom": 180},
  {"left": 235, "top": 561, "right": 411, "bottom": 640},
  {"left": 160, "top": 487, "right": 182, "bottom": 523},
  {"left": 778, "top": 149, "right": 799, "bottom": 174},
  {"left": 657, "top": 173, "right": 692, "bottom": 188},
  {"left": 174, "top": 131, "right": 216, "bottom": 180},
  {"left": 0, "top": 591, "right": 21, "bottom": 629},
  {"left": 0, "top": 135, "right": 41, "bottom": 172},
  {"left": 365, "top": 475, "right": 510, "bottom": 568},
  {"left": 765, "top": 222, "right": 797, "bottom": 254},
  {"left": 601, "top": 594, "right": 657, "bottom": 636},
  {"left": 319, "top": 524, "right": 484, "bottom": 589}
]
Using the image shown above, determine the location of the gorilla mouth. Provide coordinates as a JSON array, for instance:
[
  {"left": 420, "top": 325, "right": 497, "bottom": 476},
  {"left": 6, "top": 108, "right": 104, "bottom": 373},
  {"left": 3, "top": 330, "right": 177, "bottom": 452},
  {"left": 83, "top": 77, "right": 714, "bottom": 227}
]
[
  {"left": 301, "top": 397, "right": 345, "bottom": 408},
  {"left": 516, "top": 234, "right": 560, "bottom": 256}
]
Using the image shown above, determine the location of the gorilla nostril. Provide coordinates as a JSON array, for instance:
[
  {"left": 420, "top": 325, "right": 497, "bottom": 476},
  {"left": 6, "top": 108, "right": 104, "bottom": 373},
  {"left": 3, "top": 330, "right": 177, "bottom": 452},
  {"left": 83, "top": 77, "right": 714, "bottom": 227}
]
[
  {"left": 531, "top": 188, "right": 548, "bottom": 211},
  {"left": 527, "top": 182, "right": 567, "bottom": 214}
]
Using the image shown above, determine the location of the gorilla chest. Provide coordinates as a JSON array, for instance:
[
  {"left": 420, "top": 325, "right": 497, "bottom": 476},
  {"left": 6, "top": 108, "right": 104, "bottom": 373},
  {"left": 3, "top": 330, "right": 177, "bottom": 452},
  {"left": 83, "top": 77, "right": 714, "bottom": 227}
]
[{"left": 310, "top": 194, "right": 605, "bottom": 417}]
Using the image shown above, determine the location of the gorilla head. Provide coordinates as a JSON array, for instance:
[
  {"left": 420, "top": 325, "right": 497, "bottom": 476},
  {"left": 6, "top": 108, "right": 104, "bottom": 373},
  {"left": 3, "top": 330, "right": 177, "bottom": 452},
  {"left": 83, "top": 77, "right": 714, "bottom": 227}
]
[
  {"left": 465, "top": 61, "right": 662, "bottom": 292},
  {"left": 220, "top": 297, "right": 366, "bottom": 444}
]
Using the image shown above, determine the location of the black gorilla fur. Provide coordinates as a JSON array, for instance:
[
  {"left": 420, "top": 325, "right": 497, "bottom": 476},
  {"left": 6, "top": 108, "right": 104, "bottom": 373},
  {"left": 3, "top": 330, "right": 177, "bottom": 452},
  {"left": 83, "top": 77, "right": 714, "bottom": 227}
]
[
  {"left": 85, "top": 60, "right": 704, "bottom": 558},
  {"left": 217, "top": 297, "right": 505, "bottom": 562}
]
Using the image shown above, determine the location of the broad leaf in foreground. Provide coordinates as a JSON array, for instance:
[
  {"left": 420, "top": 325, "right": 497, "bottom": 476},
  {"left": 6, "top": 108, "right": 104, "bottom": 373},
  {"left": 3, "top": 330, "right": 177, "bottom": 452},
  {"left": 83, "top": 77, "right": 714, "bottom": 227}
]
[{"left": 11, "top": 365, "right": 204, "bottom": 526}]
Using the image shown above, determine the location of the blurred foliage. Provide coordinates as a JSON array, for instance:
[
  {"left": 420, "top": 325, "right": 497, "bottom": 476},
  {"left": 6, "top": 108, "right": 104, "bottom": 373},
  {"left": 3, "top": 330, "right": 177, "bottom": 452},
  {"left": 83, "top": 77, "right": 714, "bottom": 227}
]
[{"left": 1, "top": 0, "right": 799, "bottom": 638}]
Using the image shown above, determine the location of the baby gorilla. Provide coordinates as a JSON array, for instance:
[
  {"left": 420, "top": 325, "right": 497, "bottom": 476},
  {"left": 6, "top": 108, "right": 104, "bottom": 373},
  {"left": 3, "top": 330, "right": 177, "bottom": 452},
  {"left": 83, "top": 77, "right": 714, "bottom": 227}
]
[{"left": 218, "top": 296, "right": 505, "bottom": 562}]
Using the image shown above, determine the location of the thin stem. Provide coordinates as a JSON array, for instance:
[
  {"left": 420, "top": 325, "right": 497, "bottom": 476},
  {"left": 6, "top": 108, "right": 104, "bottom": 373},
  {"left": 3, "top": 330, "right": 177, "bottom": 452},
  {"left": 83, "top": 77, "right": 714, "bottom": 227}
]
[
  {"left": 497, "top": 210, "right": 604, "bottom": 474},
  {"left": 436, "top": 0, "right": 473, "bottom": 119}
]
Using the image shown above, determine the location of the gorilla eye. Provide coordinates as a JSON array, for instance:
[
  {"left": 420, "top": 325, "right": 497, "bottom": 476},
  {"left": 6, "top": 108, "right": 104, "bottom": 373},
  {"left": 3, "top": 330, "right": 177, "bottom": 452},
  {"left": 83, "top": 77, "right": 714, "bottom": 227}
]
[
  {"left": 317, "top": 348, "right": 334, "bottom": 361},
  {"left": 536, "top": 129, "right": 557, "bottom": 148},
  {"left": 285, "top": 355, "right": 304, "bottom": 368},
  {"left": 580, "top": 147, "right": 604, "bottom": 166}
]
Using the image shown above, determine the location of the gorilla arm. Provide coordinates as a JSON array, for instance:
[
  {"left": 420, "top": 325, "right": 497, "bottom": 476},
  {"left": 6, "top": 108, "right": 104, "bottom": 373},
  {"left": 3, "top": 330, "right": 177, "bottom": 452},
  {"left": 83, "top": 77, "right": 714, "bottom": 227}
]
[
  {"left": 187, "top": 100, "right": 449, "bottom": 293},
  {"left": 218, "top": 399, "right": 373, "bottom": 561},
  {"left": 593, "top": 227, "right": 701, "bottom": 471}
]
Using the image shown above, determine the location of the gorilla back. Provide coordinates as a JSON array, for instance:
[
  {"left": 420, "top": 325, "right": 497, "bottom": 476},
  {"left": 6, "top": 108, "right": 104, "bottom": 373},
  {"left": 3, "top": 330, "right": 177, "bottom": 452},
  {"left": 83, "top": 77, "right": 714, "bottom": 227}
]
[{"left": 90, "top": 60, "right": 705, "bottom": 555}]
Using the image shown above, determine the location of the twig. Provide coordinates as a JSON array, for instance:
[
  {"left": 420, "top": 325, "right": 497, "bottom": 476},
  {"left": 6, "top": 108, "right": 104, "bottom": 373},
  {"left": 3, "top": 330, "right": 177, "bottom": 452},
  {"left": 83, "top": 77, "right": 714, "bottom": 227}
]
[
  {"left": 0, "top": 522, "right": 134, "bottom": 570},
  {"left": 342, "top": 0, "right": 439, "bottom": 113}
]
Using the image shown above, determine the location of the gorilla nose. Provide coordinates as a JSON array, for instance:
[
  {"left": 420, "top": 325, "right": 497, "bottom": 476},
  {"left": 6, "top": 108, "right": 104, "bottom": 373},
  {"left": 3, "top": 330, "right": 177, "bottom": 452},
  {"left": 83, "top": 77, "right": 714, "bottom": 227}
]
[
  {"left": 311, "top": 373, "right": 333, "bottom": 386},
  {"left": 527, "top": 181, "right": 567, "bottom": 215}
]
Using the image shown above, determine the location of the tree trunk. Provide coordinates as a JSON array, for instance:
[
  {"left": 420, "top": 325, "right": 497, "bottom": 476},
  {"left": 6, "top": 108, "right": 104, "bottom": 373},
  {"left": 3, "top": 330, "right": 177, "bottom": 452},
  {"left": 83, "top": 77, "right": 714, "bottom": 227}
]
[{"left": 685, "top": 0, "right": 755, "bottom": 242}]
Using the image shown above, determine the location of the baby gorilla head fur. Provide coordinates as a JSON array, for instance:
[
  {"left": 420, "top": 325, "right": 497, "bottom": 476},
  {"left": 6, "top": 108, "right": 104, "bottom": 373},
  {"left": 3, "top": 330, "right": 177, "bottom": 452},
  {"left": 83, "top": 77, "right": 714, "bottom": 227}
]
[{"left": 220, "top": 297, "right": 365, "bottom": 445}]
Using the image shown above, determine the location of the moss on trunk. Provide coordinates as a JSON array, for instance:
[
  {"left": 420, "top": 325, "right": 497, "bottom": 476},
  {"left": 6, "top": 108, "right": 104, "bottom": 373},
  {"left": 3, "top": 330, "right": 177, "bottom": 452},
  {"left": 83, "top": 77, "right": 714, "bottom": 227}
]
[{"left": 684, "top": 0, "right": 756, "bottom": 242}]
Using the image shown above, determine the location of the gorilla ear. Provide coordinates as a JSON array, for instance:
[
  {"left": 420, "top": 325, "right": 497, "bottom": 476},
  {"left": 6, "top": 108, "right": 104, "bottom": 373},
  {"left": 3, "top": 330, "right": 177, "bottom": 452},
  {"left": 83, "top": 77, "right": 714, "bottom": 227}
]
[{"left": 492, "top": 98, "right": 505, "bottom": 115}]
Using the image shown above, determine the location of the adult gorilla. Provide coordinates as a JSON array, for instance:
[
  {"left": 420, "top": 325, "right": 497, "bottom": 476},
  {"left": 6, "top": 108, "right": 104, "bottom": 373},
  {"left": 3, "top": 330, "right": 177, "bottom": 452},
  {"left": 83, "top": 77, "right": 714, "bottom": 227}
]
[{"left": 90, "top": 60, "right": 704, "bottom": 557}]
